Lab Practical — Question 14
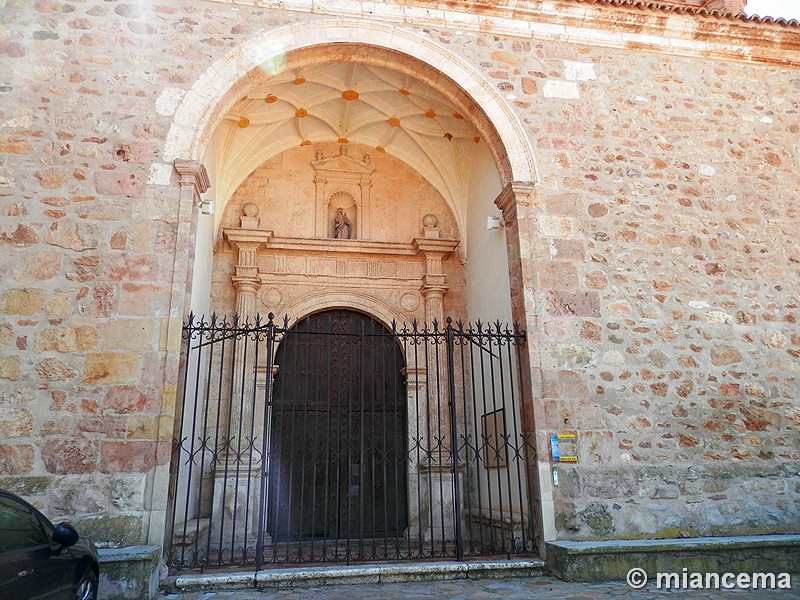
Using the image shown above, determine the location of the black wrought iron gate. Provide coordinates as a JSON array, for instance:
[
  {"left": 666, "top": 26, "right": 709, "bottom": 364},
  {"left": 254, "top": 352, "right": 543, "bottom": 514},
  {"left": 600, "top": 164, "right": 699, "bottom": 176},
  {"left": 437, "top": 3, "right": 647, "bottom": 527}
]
[{"left": 166, "top": 309, "right": 535, "bottom": 572}]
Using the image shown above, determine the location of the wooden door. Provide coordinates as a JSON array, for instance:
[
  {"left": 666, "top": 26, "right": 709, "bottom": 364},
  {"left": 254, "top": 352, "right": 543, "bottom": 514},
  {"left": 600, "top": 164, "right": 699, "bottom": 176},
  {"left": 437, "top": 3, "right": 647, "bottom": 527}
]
[{"left": 267, "top": 310, "right": 408, "bottom": 541}]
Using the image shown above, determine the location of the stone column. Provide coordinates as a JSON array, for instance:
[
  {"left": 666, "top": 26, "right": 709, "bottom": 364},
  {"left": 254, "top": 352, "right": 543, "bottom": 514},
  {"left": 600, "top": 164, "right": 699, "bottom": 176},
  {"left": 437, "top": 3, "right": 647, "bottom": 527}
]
[
  {"left": 413, "top": 231, "right": 460, "bottom": 543},
  {"left": 224, "top": 204, "right": 272, "bottom": 322},
  {"left": 213, "top": 206, "right": 272, "bottom": 545},
  {"left": 495, "top": 180, "right": 549, "bottom": 554}
]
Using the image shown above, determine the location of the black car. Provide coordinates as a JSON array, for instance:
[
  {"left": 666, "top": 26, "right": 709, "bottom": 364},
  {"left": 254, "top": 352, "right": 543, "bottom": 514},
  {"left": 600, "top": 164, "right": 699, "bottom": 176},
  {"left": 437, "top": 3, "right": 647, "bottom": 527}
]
[{"left": 0, "top": 489, "right": 99, "bottom": 600}]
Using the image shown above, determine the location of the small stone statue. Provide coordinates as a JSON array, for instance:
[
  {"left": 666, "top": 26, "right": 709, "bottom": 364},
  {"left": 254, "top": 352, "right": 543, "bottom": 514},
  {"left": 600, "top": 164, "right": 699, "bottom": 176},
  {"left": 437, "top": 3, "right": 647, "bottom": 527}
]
[
  {"left": 315, "top": 149, "right": 323, "bottom": 161},
  {"left": 334, "top": 208, "right": 351, "bottom": 239}
]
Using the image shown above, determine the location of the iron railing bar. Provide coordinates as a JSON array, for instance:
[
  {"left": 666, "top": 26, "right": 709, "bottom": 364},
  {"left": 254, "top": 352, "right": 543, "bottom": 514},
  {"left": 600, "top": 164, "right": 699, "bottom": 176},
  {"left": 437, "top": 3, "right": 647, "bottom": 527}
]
[
  {"left": 486, "top": 326, "right": 507, "bottom": 556},
  {"left": 507, "top": 335, "right": 528, "bottom": 552},
  {"left": 168, "top": 321, "right": 197, "bottom": 568},
  {"left": 322, "top": 323, "right": 333, "bottom": 562},
  {"left": 331, "top": 313, "right": 344, "bottom": 561},
  {"left": 269, "top": 328, "right": 287, "bottom": 560},
  {"left": 495, "top": 324, "right": 515, "bottom": 557},
  {"left": 185, "top": 331, "right": 205, "bottom": 568},
  {"left": 256, "top": 314, "right": 275, "bottom": 569},
  {"left": 433, "top": 324, "right": 447, "bottom": 555},
  {"left": 348, "top": 316, "right": 358, "bottom": 564},
  {"left": 465, "top": 322, "right": 485, "bottom": 556},
  {"left": 446, "top": 318, "right": 463, "bottom": 561},
  {"left": 296, "top": 328, "right": 312, "bottom": 563},
  {"left": 410, "top": 329, "right": 424, "bottom": 559},
  {"left": 358, "top": 318, "right": 366, "bottom": 561},
  {"left": 379, "top": 332, "right": 391, "bottom": 558},
  {"left": 229, "top": 321, "right": 253, "bottom": 564},
  {"left": 241, "top": 327, "right": 262, "bottom": 566},
  {"left": 456, "top": 322, "right": 476, "bottom": 557},
  {"left": 474, "top": 323, "right": 496, "bottom": 554},
  {"left": 283, "top": 325, "right": 302, "bottom": 562},
  {"left": 215, "top": 322, "right": 237, "bottom": 565},
  {"left": 193, "top": 326, "right": 216, "bottom": 569},
  {"left": 307, "top": 325, "right": 322, "bottom": 563}
]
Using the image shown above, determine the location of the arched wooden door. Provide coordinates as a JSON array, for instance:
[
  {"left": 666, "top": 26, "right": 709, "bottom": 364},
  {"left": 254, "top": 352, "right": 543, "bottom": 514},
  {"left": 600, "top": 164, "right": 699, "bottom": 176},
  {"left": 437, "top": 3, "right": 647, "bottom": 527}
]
[{"left": 267, "top": 310, "right": 408, "bottom": 542}]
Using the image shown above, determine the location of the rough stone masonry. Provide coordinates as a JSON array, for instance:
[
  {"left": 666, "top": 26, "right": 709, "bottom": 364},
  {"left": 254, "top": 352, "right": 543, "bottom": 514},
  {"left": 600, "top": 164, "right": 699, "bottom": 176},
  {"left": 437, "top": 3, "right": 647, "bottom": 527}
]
[{"left": 0, "top": 0, "right": 798, "bottom": 563}]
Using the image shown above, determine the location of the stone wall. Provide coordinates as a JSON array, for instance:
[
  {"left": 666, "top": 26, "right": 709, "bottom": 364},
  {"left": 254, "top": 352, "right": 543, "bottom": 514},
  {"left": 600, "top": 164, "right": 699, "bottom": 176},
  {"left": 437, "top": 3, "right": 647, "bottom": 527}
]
[
  {"left": 0, "top": 0, "right": 797, "bottom": 554},
  {"left": 478, "top": 40, "right": 800, "bottom": 539}
]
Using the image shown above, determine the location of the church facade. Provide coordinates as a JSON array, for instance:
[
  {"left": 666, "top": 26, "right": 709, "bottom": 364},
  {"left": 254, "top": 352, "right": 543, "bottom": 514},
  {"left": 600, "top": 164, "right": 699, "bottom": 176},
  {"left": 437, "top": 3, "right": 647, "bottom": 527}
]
[{"left": 1, "top": 0, "right": 798, "bottom": 594}]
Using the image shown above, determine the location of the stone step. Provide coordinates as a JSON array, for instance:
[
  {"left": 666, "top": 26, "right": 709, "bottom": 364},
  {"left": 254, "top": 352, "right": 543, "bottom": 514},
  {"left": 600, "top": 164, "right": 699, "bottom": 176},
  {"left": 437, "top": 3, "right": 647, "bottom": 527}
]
[{"left": 161, "top": 557, "right": 548, "bottom": 594}]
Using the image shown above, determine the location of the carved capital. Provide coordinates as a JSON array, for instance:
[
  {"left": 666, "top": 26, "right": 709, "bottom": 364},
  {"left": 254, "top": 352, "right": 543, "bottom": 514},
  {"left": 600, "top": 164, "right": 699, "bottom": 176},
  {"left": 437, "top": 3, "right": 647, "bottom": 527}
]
[
  {"left": 223, "top": 229, "right": 272, "bottom": 257},
  {"left": 174, "top": 159, "right": 210, "bottom": 198},
  {"left": 494, "top": 181, "right": 538, "bottom": 223},
  {"left": 231, "top": 276, "right": 261, "bottom": 296},
  {"left": 420, "top": 281, "right": 448, "bottom": 299}
]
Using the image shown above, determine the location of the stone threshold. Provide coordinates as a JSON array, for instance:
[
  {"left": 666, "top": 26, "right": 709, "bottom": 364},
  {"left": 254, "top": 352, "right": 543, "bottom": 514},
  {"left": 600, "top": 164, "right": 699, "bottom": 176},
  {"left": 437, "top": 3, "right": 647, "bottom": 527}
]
[
  {"left": 161, "top": 557, "right": 547, "bottom": 593},
  {"left": 546, "top": 534, "right": 800, "bottom": 582}
]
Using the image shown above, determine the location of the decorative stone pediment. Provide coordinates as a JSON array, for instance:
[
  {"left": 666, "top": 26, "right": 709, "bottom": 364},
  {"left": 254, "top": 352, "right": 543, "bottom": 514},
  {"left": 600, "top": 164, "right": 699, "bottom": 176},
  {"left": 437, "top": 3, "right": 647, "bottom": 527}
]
[{"left": 312, "top": 151, "right": 374, "bottom": 177}]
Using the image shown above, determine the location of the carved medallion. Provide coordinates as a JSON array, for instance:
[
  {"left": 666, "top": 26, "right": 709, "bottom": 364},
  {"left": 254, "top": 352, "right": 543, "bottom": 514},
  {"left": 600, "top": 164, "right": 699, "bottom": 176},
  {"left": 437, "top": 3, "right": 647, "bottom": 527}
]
[
  {"left": 261, "top": 287, "right": 283, "bottom": 307},
  {"left": 400, "top": 292, "right": 420, "bottom": 312}
]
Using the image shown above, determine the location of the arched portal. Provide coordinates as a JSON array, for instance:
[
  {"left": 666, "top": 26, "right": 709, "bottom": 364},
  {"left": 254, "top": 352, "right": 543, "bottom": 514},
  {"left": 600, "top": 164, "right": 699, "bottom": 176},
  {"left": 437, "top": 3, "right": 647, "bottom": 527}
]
[
  {"left": 164, "top": 18, "right": 547, "bottom": 572},
  {"left": 267, "top": 309, "right": 408, "bottom": 544}
]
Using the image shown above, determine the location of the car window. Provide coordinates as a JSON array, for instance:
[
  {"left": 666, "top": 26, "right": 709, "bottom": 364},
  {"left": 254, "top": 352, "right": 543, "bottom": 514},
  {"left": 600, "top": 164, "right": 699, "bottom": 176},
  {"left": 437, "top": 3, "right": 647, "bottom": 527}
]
[{"left": 0, "top": 495, "right": 50, "bottom": 553}]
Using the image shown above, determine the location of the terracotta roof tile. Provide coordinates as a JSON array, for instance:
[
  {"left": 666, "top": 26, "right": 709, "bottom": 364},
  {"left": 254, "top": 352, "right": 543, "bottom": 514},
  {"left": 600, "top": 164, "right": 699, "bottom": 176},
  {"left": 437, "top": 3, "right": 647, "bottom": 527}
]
[{"left": 566, "top": 0, "right": 800, "bottom": 26}]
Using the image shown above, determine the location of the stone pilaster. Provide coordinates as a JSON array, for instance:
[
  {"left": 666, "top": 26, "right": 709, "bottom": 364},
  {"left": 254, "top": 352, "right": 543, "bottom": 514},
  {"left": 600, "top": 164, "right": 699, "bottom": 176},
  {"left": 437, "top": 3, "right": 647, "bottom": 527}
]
[
  {"left": 494, "top": 180, "right": 548, "bottom": 555},
  {"left": 223, "top": 226, "right": 272, "bottom": 322},
  {"left": 173, "top": 159, "right": 210, "bottom": 319},
  {"left": 413, "top": 236, "right": 460, "bottom": 482},
  {"left": 215, "top": 216, "right": 273, "bottom": 539},
  {"left": 413, "top": 237, "right": 459, "bottom": 326},
  {"left": 153, "top": 160, "right": 210, "bottom": 548}
]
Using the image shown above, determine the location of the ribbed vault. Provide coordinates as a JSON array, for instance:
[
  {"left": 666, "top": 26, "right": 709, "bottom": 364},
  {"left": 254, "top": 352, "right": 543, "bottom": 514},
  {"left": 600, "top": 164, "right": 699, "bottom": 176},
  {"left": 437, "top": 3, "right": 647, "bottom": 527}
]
[{"left": 207, "top": 45, "right": 509, "bottom": 243}]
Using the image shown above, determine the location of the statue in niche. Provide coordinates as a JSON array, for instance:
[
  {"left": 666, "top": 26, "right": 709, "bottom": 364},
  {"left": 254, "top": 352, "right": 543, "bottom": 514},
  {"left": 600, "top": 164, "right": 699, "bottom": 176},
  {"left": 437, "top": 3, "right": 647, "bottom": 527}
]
[{"left": 334, "top": 208, "right": 352, "bottom": 239}]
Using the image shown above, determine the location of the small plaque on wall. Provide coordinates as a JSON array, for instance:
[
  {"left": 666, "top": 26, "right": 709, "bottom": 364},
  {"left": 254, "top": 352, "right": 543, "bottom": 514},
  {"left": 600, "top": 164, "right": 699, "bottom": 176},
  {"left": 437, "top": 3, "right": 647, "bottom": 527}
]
[{"left": 550, "top": 432, "right": 578, "bottom": 463}]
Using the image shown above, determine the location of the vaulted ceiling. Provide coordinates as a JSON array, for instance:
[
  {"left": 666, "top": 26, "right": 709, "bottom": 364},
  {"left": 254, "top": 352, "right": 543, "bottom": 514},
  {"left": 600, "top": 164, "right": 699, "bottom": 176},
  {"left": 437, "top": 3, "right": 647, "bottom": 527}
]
[{"left": 209, "top": 61, "right": 487, "bottom": 226}]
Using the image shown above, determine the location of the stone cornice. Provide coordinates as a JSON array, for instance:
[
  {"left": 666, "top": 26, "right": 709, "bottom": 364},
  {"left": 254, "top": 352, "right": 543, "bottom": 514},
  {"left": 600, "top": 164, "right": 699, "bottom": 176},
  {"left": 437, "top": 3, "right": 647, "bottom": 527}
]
[
  {"left": 270, "top": 237, "right": 419, "bottom": 256},
  {"left": 223, "top": 228, "right": 273, "bottom": 247},
  {"left": 221, "top": 233, "right": 461, "bottom": 258},
  {"left": 204, "top": 0, "right": 800, "bottom": 66},
  {"left": 412, "top": 238, "right": 461, "bottom": 257}
]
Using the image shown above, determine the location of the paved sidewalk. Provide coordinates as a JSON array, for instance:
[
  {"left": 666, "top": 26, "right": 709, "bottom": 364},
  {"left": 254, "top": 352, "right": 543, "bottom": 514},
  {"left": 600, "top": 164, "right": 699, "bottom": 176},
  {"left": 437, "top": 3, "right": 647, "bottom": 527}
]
[{"left": 163, "top": 574, "right": 800, "bottom": 599}]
